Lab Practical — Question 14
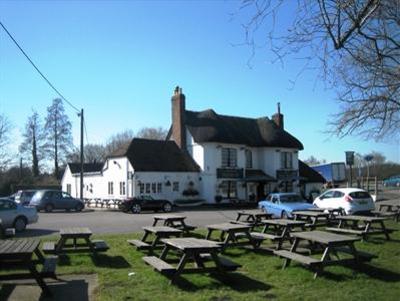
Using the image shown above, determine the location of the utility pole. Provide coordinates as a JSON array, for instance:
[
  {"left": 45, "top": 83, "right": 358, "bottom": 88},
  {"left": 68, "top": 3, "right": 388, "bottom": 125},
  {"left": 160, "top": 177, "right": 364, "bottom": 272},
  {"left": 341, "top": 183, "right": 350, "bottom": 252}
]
[{"left": 79, "top": 109, "right": 84, "bottom": 201}]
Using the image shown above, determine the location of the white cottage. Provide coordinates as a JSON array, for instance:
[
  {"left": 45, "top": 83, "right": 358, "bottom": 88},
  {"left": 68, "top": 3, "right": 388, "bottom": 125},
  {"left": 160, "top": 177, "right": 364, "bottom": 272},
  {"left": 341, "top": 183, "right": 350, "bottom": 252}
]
[
  {"left": 167, "top": 86, "right": 304, "bottom": 203},
  {"left": 62, "top": 86, "right": 318, "bottom": 204},
  {"left": 62, "top": 139, "right": 200, "bottom": 201}
]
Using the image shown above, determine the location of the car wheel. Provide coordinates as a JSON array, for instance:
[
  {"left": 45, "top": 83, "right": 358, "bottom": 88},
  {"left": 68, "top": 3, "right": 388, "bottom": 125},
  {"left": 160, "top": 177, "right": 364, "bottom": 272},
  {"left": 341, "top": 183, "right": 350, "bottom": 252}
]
[
  {"left": 131, "top": 204, "right": 141, "bottom": 214},
  {"left": 45, "top": 203, "right": 54, "bottom": 213},
  {"left": 281, "top": 211, "right": 289, "bottom": 219},
  {"left": 75, "top": 203, "right": 84, "bottom": 212},
  {"left": 13, "top": 216, "right": 27, "bottom": 232},
  {"left": 162, "top": 202, "right": 172, "bottom": 213}
]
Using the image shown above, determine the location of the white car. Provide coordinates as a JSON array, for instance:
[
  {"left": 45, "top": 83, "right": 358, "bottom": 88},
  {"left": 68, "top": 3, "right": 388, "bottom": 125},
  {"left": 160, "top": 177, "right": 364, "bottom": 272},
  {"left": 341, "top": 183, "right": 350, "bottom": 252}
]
[
  {"left": 0, "top": 197, "right": 38, "bottom": 232},
  {"left": 313, "top": 188, "right": 375, "bottom": 215}
]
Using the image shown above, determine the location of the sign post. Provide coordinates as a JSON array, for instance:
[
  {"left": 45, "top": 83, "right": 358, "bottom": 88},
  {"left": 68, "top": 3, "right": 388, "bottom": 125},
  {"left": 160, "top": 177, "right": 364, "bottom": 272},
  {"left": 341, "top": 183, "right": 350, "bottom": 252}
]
[{"left": 345, "top": 151, "right": 355, "bottom": 187}]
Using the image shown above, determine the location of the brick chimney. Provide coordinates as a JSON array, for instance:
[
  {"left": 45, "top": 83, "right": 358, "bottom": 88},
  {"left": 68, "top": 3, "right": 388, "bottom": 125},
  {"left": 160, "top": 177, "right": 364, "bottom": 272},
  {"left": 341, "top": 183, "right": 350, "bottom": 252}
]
[
  {"left": 171, "top": 86, "right": 186, "bottom": 150},
  {"left": 271, "top": 102, "right": 284, "bottom": 130}
]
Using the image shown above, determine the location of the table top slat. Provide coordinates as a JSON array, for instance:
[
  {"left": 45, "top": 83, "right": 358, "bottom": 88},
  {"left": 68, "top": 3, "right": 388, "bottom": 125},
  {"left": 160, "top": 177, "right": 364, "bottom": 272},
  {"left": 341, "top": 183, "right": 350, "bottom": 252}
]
[
  {"left": 207, "top": 223, "right": 252, "bottom": 231},
  {"left": 162, "top": 238, "right": 221, "bottom": 250},
  {"left": 261, "top": 219, "right": 306, "bottom": 226},
  {"left": 0, "top": 239, "right": 40, "bottom": 255},
  {"left": 60, "top": 227, "right": 92, "bottom": 235},
  {"left": 142, "top": 226, "right": 182, "bottom": 234},
  {"left": 336, "top": 215, "right": 386, "bottom": 222},
  {"left": 153, "top": 215, "right": 186, "bottom": 221},
  {"left": 291, "top": 230, "right": 360, "bottom": 244}
]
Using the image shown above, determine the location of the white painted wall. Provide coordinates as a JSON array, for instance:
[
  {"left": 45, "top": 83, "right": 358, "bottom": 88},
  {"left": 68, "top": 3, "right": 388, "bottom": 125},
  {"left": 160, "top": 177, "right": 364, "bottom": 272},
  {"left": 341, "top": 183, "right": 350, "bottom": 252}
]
[{"left": 133, "top": 171, "right": 199, "bottom": 202}]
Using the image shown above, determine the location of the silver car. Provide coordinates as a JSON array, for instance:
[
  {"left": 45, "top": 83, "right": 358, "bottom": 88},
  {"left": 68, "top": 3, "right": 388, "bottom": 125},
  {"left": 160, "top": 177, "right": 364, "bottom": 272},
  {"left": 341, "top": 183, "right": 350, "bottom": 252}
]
[{"left": 0, "top": 197, "right": 38, "bottom": 232}]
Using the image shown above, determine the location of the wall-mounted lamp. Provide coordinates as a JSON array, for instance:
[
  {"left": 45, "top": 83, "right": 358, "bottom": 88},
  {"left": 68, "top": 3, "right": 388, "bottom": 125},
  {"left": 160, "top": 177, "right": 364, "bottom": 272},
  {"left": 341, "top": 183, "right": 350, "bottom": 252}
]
[{"left": 113, "top": 160, "right": 122, "bottom": 169}]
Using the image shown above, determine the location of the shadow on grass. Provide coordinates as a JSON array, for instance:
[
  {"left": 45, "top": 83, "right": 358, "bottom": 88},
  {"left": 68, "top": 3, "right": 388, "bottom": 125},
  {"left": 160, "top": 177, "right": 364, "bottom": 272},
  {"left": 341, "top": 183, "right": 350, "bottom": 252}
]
[
  {"left": 0, "top": 284, "right": 14, "bottom": 300},
  {"left": 58, "top": 254, "right": 71, "bottom": 266},
  {"left": 90, "top": 254, "right": 131, "bottom": 269},
  {"left": 173, "top": 272, "right": 272, "bottom": 294},
  {"left": 351, "top": 263, "right": 400, "bottom": 282},
  {"left": 364, "top": 237, "right": 400, "bottom": 244}
]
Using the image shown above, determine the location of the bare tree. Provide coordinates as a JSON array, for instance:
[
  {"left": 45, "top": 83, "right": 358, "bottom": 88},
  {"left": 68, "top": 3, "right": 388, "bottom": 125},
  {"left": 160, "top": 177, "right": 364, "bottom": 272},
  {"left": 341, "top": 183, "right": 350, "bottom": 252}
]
[
  {"left": 19, "top": 110, "right": 45, "bottom": 177},
  {"left": 44, "top": 98, "right": 73, "bottom": 177},
  {"left": 67, "top": 144, "right": 107, "bottom": 163},
  {"left": 105, "top": 129, "right": 135, "bottom": 155},
  {"left": 238, "top": 0, "right": 399, "bottom": 140},
  {"left": 303, "top": 155, "right": 326, "bottom": 165},
  {"left": 0, "top": 113, "right": 12, "bottom": 171},
  {"left": 136, "top": 127, "right": 168, "bottom": 140}
]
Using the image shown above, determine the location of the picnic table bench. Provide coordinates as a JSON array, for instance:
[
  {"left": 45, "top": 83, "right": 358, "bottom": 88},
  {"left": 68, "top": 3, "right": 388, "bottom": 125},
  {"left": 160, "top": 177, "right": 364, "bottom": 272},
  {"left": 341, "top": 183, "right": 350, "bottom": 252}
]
[
  {"left": 274, "top": 230, "right": 374, "bottom": 279},
  {"left": 128, "top": 226, "right": 182, "bottom": 254},
  {"left": 143, "top": 237, "right": 241, "bottom": 283},
  {"left": 292, "top": 210, "right": 330, "bottom": 229},
  {"left": 152, "top": 214, "right": 196, "bottom": 233},
  {"left": 230, "top": 210, "right": 273, "bottom": 227},
  {"left": 260, "top": 219, "right": 306, "bottom": 250},
  {"left": 0, "top": 239, "right": 58, "bottom": 296},
  {"left": 43, "top": 227, "right": 109, "bottom": 254},
  {"left": 205, "top": 222, "right": 260, "bottom": 250},
  {"left": 326, "top": 215, "right": 393, "bottom": 240}
]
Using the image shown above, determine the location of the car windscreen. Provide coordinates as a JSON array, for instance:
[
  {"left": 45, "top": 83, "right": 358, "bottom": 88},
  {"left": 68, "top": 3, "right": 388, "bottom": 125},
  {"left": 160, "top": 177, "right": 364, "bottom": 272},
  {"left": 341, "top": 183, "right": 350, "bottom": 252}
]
[
  {"left": 349, "top": 191, "right": 371, "bottom": 199},
  {"left": 280, "top": 195, "right": 304, "bottom": 203}
]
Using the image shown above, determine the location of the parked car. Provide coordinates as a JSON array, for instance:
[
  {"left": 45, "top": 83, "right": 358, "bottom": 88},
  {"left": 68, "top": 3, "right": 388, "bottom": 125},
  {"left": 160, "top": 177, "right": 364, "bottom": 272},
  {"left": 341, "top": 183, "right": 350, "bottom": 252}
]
[
  {"left": 119, "top": 195, "right": 173, "bottom": 214},
  {"left": 383, "top": 175, "right": 400, "bottom": 187},
  {"left": 258, "top": 193, "right": 315, "bottom": 218},
  {"left": 29, "top": 190, "right": 85, "bottom": 212},
  {"left": 0, "top": 197, "right": 38, "bottom": 232},
  {"left": 313, "top": 188, "right": 374, "bottom": 215},
  {"left": 12, "top": 190, "right": 37, "bottom": 206}
]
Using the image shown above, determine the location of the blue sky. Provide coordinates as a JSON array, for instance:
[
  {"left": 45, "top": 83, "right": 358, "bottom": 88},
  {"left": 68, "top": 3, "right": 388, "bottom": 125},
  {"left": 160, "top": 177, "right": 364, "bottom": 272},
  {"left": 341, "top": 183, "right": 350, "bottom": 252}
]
[{"left": 0, "top": 0, "right": 398, "bottom": 164}]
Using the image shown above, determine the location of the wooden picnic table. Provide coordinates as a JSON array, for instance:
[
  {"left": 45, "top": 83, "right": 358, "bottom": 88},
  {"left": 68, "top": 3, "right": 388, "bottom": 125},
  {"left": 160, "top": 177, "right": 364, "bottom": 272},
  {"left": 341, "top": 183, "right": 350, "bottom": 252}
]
[
  {"left": 274, "top": 230, "right": 374, "bottom": 279},
  {"left": 205, "top": 222, "right": 259, "bottom": 250},
  {"left": 259, "top": 219, "right": 306, "bottom": 249},
  {"left": 43, "top": 227, "right": 109, "bottom": 254},
  {"left": 326, "top": 215, "right": 392, "bottom": 240},
  {"left": 128, "top": 226, "right": 182, "bottom": 254},
  {"left": 292, "top": 210, "right": 330, "bottom": 229},
  {"left": 143, "top": 237, "right": 241, "bottom": 283},
  {"left": 375, "top": 200, "right": 400, "bottom": 222},
  {"left": 0, "top": 239, "right": 57, "bottom": 296},
  {"left": 152, "top": 214, "right": 196, "bottom": 232},
  {"left": 307, "top": 207, "right": 345, "bottom": 218},
  {"left": 231, "top": 210, "right": 273, "bottom": 226}
]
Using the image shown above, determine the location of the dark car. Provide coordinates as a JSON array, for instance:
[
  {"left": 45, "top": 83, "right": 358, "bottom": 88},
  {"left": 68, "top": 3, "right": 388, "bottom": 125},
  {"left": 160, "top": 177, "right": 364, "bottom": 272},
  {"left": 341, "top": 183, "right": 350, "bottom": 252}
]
[
  {"left": 29, "top": 190, "right": 85, "bottom": 212},
  {"left": 119, "top": 195, "right": 173, "bottom": 214}
]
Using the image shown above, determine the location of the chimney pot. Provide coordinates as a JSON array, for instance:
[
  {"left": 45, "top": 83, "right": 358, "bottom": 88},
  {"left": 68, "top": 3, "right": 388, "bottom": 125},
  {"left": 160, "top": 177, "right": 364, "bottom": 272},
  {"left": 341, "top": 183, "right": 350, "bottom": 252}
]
[{"left": 272, "top": 102, "right": 284, "bottom": 130}]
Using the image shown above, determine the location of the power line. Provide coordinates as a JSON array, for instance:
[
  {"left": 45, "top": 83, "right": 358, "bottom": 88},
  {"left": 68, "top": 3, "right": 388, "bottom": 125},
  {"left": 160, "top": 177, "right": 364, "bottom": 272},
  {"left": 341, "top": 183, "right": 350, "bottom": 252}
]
[{"left": 0, "top": 20, "right": 80, "bottom": 113}]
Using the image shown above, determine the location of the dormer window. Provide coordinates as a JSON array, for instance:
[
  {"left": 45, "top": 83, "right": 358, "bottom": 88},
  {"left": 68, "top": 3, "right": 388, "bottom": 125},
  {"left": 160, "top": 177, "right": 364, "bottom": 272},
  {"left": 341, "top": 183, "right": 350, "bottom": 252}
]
[
  {"left": 245, "top": 149, "right": 252, "bottom": 169},
  {"left": 221, "top": 148, "right": 237, "bottom": 168}
]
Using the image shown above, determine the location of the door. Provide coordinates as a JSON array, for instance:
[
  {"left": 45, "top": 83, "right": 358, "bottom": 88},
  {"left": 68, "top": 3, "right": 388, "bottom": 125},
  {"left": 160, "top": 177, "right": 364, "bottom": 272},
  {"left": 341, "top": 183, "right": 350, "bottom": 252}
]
[
  {"left": 256, "top": 183, "right": 265, "bottom": 201},
  {"left": 62, "top": 192, "right": 76, "bottom": 209},
  {"left": 314, "top": 190, "right": 335, "bottom": 209},
  {"left": 50, "top": 191, "right": 63, "bottom": 209},
  {"left": 0, "top": 199, "right": 18, "bottom": 226},
  {"left": 268, "top": 195, "right": 280, "bottom": 217}
]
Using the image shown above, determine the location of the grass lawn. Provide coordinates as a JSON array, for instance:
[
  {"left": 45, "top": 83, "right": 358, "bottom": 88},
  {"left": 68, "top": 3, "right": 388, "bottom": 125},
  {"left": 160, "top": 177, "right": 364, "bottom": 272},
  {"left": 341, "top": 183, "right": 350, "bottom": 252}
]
[{"left": 4, "top": 221, "right": 400, "bottom": 301}]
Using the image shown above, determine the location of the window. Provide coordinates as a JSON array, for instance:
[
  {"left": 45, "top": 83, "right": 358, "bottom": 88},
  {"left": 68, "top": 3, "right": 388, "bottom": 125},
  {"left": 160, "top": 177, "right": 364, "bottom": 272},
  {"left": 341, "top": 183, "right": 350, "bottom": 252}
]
[
  {"left": 108, "top": 182, "right": 114, "bottom": 195},
  {"left": 139, "top": 183, "right": 144, "bottom": 194},
  {"left": 0, "top": 200, "right": 16, "bottom": 210},
  {"left": 145, "top": 183, "right": 151, "bottom": 193},
  {"left": 157, "top": 183, "right": 162, "bottom": 193},
  {"left": 321, "top": 190, "right": 335, "bottom": 199},
  {"left": 245, "top": 149, "right": 253, "bottom": 168},
  {"left": 280, "top": 152, "right": 293, "bottom": 169},
  {"left": 66, "top": 184, "right": 71, "bottom": 194},
  {"left": 333, "top": 191, "right": 344, "bottom": 198},
  {"left": 173, "top": 182, "right": 179, "bottom": 192},
  {"left": 119, "top": 182, "right": 126, "bottom": 195},
  {"left": 221, "top": 148, "right": 237, "bottom": 168},
  {"left": 220, "top": 181, "right": 237, "bottom": 198},
  {"left": 62, "top": 192, "right": 71, "bottom": 199},
  {"left": 152, "top": 183, "right": 157, "bottom": 193}
]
